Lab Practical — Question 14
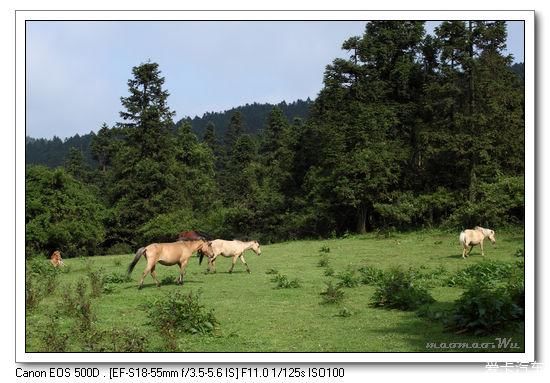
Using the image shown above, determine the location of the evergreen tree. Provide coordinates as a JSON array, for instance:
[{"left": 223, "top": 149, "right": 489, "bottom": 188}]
[{"left": 108, "top": 62, "right": 178, "bottom": 244}]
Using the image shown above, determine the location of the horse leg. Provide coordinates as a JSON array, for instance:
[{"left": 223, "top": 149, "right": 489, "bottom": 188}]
[
  {"left": 480, "top": 240, "right": 485, "bottom": 257},
  {"left": 467, "top": 245, "right": 474, "bottom": 256},
  {"left": 139, "top": 264, "right": 153, "bottom": 290},
  {"left": 178, "top": 258, "right": 190, "bottom": 285},
  {"left": 239, "top": 254, "right": 251, "bottom": 273},
  {"left": 228, "top": 255, "right": 239, "bottom": 273},
  {"left": 150, "top": 265, "right": 161, "bottom": 287}
]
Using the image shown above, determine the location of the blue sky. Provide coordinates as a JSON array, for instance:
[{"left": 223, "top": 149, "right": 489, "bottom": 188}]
[{"left": 26, "top": 21, "right": 524, "bottom": 139}]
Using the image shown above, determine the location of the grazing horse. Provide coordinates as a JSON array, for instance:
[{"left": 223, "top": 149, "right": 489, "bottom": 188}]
[
  {"left": 50, "top": 250, "right": 65, "bottom": 267},
  {"left": 177, "top": 230, "right": 213, "bottom": 265},
  {"left": 459, "top": 226, "right": 496, "bottom": 259},
  {"left": 203, "top": 240, "right": 261, "bottom": 273},
  {"left": 127, "top": 239, "right": 211, "bottom": 289}
]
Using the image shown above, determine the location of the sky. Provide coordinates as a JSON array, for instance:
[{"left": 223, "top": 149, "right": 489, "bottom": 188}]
[{"left": 26, "top": 21, "right": 525, "bottom": 139}]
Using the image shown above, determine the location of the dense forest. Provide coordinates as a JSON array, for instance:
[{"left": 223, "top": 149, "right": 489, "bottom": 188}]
[
  {"left": 25, "top": 21, "right": 525, "bottom": 258},
  {"left": 25, "top": 100, "right": 311, "bottom": 168}
]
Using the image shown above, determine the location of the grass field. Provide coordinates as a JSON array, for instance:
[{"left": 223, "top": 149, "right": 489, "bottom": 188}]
[{"left": 25, "top": 229, "right": 525, "bottom": 353}]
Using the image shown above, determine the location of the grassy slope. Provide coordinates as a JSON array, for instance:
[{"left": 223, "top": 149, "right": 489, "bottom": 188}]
[{"left": 26, "top": 229, "right": 525, "bottom": 352}]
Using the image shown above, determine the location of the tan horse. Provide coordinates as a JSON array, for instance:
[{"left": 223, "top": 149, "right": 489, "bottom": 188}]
[
  {"left": 50, "top": 250, "right": 65, "bottom": 267},
  {"left": 127, "top": 239, "right": 210, "bottom": 289},
  {"left": 459, "top": 226, "right": 496, "bottom": 259},
  {"left": 204, "top": 240, "right": 261, "bottom": 273}
]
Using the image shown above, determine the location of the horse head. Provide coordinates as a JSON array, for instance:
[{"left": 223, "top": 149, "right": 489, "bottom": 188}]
[{"left": 251, "top": 240, "right": 261, "bottom": 256}]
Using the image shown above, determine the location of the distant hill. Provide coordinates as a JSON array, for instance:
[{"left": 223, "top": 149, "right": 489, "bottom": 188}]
[
  {"left": 510, "top": 62, "right": 524, "bottom": 81},
  {"left": 26, "top": 133, "right": 96, "bottom": 168},
  {"left": 25, "top": 98, "right": 313, "bottom": 168},
  {"left": 177, "top": 98, "right": 312, "bottom": 138}
]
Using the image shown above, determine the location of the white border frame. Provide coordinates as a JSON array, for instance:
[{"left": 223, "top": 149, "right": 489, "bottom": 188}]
[{"left": 16, "top": 9, "right": 535, "bottom": 363}]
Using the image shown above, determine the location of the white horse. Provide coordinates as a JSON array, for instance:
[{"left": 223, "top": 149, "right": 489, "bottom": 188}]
[
  {"left": 204, "top": 240, "right": 261, "bottom": 273},
  {"left": 459, "top": 226, "right": 496, "bottom": 259}
]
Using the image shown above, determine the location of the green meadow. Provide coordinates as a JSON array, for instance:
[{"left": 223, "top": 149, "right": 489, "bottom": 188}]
[{"left": 25, "top": 229, "right": 525, "bottom": 353}]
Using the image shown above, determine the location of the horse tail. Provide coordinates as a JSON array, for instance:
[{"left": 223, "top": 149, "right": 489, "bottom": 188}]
[
  {"left": 459, "top": 231, "right": 467, "bottom": 247},
  {"left": 198, "top": 250, "right": 205, "bottom": 265},
  {"left": 128, "top": 247, "right": 146, "bottom": 275}
]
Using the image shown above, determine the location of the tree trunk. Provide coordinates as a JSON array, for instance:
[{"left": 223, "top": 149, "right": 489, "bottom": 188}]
[{"left": 357, "top": 204, "right": 367, "bottom": 234}]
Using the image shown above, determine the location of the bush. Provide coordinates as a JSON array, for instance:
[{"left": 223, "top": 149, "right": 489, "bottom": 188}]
[
  {"left": 60, "top": 280, "right": 95, "bottom": 332},
  {"left": 87, "top": 268, "right": 105, "bottom": 298},
  {"left": 448, "top": 283, "right": 524, "bottom": 335},
  {"left": 336, "top": 268, "right": 359, "bottom": 288},
  {"left": 358, "top": 265, "right": 385, "bottom": 285},
  {"left": 270, "top": 273, "right": 301, "bottom": 289},
  {"left": 103, "top": 272, "right": 132, "bottom": 284},
  {"left": 83, "top": 327, "right": 148, "bottom": 352},
  {"left": 446, "top": 260, "right": 518, "bottom": 287},
  {"left": 145, "top": 290, "right": 218, "bottom": 335},
  {"left": 317, "top": 256, "right": 329, "bottom": 268},
  {"left": 25, "top": 257, "right": 61, "bottom": 310},
  {"left": 371, "top": 268, "right": 435, "bottom": 310},
  {"left": 38, "top": 312, "right": 69, "bottom": 352},
  {"left": 320, "top": 281, "right": 345, "bottom": 304},
  {"left": 318, "top": 245, "right": 330, "bottom": 254}
]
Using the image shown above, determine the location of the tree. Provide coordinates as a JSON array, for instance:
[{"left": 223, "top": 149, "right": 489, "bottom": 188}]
[
  {"left": 108, "top": 62, "right": 179, "bottom": 244},
  {"left": 25, "top": 166, "right": 106, "bottom": 257}
]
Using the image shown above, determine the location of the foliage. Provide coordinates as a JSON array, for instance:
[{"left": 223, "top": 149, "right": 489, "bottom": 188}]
[
  {"left": 336, "top": 268, "right": 359, "bottom": 288},
  {"left": 371, "top": 267, "right": 435, "bottom": 310},
  {"left": 25, "top": 257, "right": 61, "bottom": 310},
  {"left": 448, "top": 282, "right": 524, "bottom": 335},
  {"left": 25, "top": 166, "right": 106, "bottom": 258},
  {"left": 37, "top": 312, "right": 69, "bottom": 352},
  {"left": 103, "top": 271, "right": 132, "bottom": 284},
  {"left": 320, "top": 281, "right": 345, "bottom": 304},
  {"left": 317, "top": 256, "right": 329, "bottom": 268},
  {"left": 357, "top": 265, "right": 386, "bottom": 285},
  {"left": 87, "top": 268, "right": 105, "bottom": 298},
  {"left": 446, "top": 260, "right": 520, "bottom": 287},
  {"left": 145, "top": 290, "right": 218, "bottom": 335},
  {"left": 60, "top": 280, "right": 95, "bottom": 332},
  {"left": 270, "top": 273, "right": 301, "bottom": 289},
  {"left": 82, "top": 327, "right": 149, "bottom": 352}
]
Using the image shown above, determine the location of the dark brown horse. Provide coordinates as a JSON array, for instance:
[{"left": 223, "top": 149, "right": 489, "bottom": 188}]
[{"left": 177, "top": 230, "right": 212, "bottom": 265}]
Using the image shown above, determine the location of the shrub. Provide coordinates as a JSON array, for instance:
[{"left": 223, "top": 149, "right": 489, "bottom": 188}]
[
  {"left": 336, "top": 268, "right": 359, "bottom": 288},
  {"left": 357, "top": 265, "right": 385, "bottom": 285},
  {"left": 448, "top": 283, "right": 524, "bottom": 335},
  {"left": 319, "top": 245, "right": 330, "bottom": 254},
  {"left": 103, "top": 272, "right": 132, "bottom": 284},
  {"left": 87, "top": 268, "right": 105, "bottom": 298},
  {"left": 60, "top": 280, "right": 95, "bottom": 332},
  {"left": 38, "top": 313, "right": 69, "bottom": 352},
  {"left": 271, "top": 273, "right": 301, "bottom": 289},
  {"left": 371, "top": 268, "right": 435, "bottom": 310},
  {"left": 320, "top": 281, "right": 345, "bottom": 304},
  {"left": 337, "top": 307, "right": 352, "bottom": 318},
  {"left": 83, "top": 327, "right": 148, "bottom": 352},
  {"left": 25, "top": 257, "right": 61, "bottom": 310},
  {"left": 324, "top": 267, "right": 335, "bottom": 276},
  {"left": 146, "top": 290, "right": 218, "bottom": 335},
  {"left": 318, "top": 256, "right": 329, "bottom": 268},
  {"left": 446, "top": 260, "right": 516, "bottom": 287}
]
